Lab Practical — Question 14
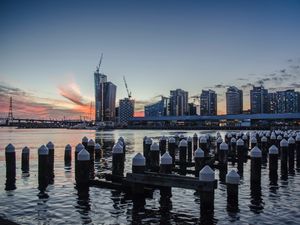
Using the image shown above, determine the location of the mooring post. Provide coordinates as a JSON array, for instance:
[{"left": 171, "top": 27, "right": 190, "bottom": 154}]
[
  {"left": 5, "top": 143, "right": 16, "bottom": 191},
  {"left": 277, "top": 135, "right": 283, "bottom": 152},
  {"left": 187, "top": 136, "right": 193, "bottom": 162},
  {"left": 118, "top": 137, "right": 126, "bottom": 158},
  {"left": 75, "top": 143, "right": 84, "bottom": 179},
  {"left": 149, "top": 142, "right": 160, "bottom": 172},
  {"left": 219, "top": 142, "right": 228, "bottom": 182},
  {"left": 46, "top": 141, "right": 55, "bottom": 183},
  {"left": 199, "top": 165, "right": 215, "bottom": 216},
  {"left": 250, "top": 146, "right": 262, "bottom": 186},
  {"left": 280, "top": 139, "right": 288, "bottom": 177},
  {"left": 215, "top": 136, "right": 223, "bottom": 161},
  {"left": 82, "top": 136, "right": 88, "bottom": 149},
  {"left": 95, "top": 143, "right": 102, "bottom": 161},
  {"left": 143, "top": 136, "right": 147, "bottom": 153},
  {"left": 236, "top": 139, "right": 244, "bottom": 177},
  {"left": 194, "top": 148, "right": 205, "bottom": 177},
  {"left": 230, "top": 138, "right": 237, "bottom": 165},
  {"left": 64, "top": 144, "right": 72, "bottom": 166},
  {"left": 87, "top": 139, "right": 95, "bottom": 179},
  {"left": 159, "top": 152, "right": 173, "bottom": 198},
  {"left": 38, "top": 145, "right": 49, "bottom": 194},
  {"left": 168, "top": 137, "right": 176, "bottom": 167},
  {"left": 132, "top": 153, "right": 146, "bottom": 174},
  {"left": 144, "top": 137, "right": 153, "bottom": 170},
  {"left": 268, "top": 145, "right": 278, "bottom": 185},
  {"left": 21, "top": 146, "right": 30, "bottom": 173},
  {"left": 288, "top": 137, "right": 295, "bottom": 174},
  {"left": 250, "top": 136, "right": 257, "bottom": 149},
  {"left": 261, "top": 136, "right": 268, "bottom": 164},
  {"left": 132, "top": 153, "right": 146, "bottom": 209},
  {"left": 296, "top": 134, "right": 300, "bottom": 169},
  {"left": 76, "top": 148, "right": 90, "bottom": 187},
  {"left": 193, "top": 133, "right": 198, "bottom": 153},
  {"left": 270, "top": 133, "right": 277, "bottom": 147},
  {"left": 159, "top": 136, "right": 167, "bottom": 156},
  {"left": 179, "top": 139, "right": 187, "bottom": 175},
  {"left": 226, "top": 169, "right": 240, "bottom": 211},
  {"left": 199, "top": 136, "right": 209, "bottom": 157},
  {"left": 112, "top": 143, "right": 124, "bottom": 177}
]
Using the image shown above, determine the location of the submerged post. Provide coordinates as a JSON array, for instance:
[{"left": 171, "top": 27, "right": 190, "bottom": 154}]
[
  {"left": 5, "top": 144, "right": 16, "bottom": 190},
  {"left": 76, "top": 148, "right": 90, "bottom": 187},
  {"left": 268, "top": 145, "right": 278, "bottom": 185},
  {"left": 159, "top": 136, "right": 167, "bottom": 156},
  {"left": 132, "top": 153, "right": 146, "bottom": 174},
  {"left": 296, "top": 134, "right": 300, "bottom": 169},
  {"left": 112, "top": 143, "right": 124, "bottom": 177},
  {"left": 250, "top": 146, "right": 262, "bottom": 186},
  {"left": 149, "top": 142, "right": 160, "bottom": 172},
  {"left": 193, "top": 133, "right": 198, "bottom": 153},
  {"left": 280, "top": 139, "right": 288, "bottom": 177},
  {"left": 64, "top": 144, "right": 72, "bottom": 166},
  {"left": 38, "top": 145, "right": 49, "bottom": 194},
  {"left": 46, "top": 141, "right": 55, "bottom": 183},
  {"left": 168, "top": 137, "right": 176, "bottom": 167},
  {"left": 226, "top": 169, "right": 240, "bottom": 211},
  {"left": 179, "top": 139, "right": 187, "bottom": 175},
  {"left": 194, "top": 148, "right": 205, "bottom": 177},
  {"left": 160, "top": 152, "right": 173, "bottom": 197},
  {"left": 199, "top": 166, "right": 215, "bottom": 216},
  {"left": 236, "top": 139, "right": 244, "bottom": 177},
  {"left": 219, "top": 142, "right": 228, "bottom": 182},
  {"left": 288, "top": 137, "right": 295, "bottom": 174},
  {"left": 187, "top": 136, "right": 193, "bottom": 162},
  {"left": 95, "top": 143, "right": 102, "bottom": 161},
  {"left": 21, "top": 146, "right": 30, "bottom": 173}
]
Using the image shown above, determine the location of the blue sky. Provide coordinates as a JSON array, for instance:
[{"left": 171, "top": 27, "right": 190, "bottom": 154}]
[{"left": 0, "top": 0, "right": 300, "bottom": 118}]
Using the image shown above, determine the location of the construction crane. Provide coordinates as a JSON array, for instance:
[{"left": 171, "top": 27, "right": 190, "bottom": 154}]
[
  {"left": 123, "top": 76, "right": 132, "bottom": 99},
  {"left": 96, "top": 53, "right": 103, "bottom": 73}
]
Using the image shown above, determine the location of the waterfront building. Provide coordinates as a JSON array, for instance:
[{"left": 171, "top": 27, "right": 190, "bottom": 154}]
[
  {"left": 94, "top": 72, "right": 117, "bottom": 122},
  {"left": 200, "top": 89, "right": 217, "bottom": 116},
  {"left": 145, "top": 97, "right": 169, "bottom": 117},
  {"left": 250, "top": 86, "right": 269, "bottom": 114},
  {"left": 119, "top": 98, "right": 135, "bottom": 124},
  {"left": 226, "top": 86, "right": 243, "bottom": 115},
  {"left": 273, "top": 89, "right": 298, "bottom": 113},
  {"left": 188, "top": 103, "right": 197, "bottom": 115},
  {"left": 268, "top": 92, "right": 278, "bottom": 114},
  {"left": 169, "top": 89, "right": 189, "bottom": 116}
]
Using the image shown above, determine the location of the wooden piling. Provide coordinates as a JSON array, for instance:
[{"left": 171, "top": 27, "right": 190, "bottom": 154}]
[
  {"left": 95, "top": 143, "right": 102, "bottom": 161},
  {"left": 199, "top": 166, "right": 215, "bottom": 216},
  {"left": 160, "top": 152, "right": 173, "bottom": 197},
  {"left": 219, "top": 142, "right": 228, "bottom": 182},
  {"left": 132, "top": 153, "right": 146, "bottom": 174},
  {"left": 76, "top": 148, "right": 90, "bottom": 187},
  {"left": 38, "top": 145, "right": 49, "bottom": 193},
  {"left": 226, "top": 169, "right": 240, "bottom": 211},
  {"left": 199, "top": 136, "right": 209, "bottom": 157},
  {"left": 179, "top": 139, "right": 187, "bottom": 175},
  {"left": 149, "top": 142, "right": 160, "bottom": 172},
  {"left": 288, "top": 137, "right": 295, "bottom": 174},
  {"left": 280, "top": 139, "right": 288, "bottom": 177},
  {"left": 144, "top": 137, "right": 153, "bottom": 170},
  {"left": 82, "top": 136, "right": 88, "bottom": 149},
  {"left": 159, "top": 136, "right": 167, "bottom": 156},
  {"left": 21, "top": 146, "right": 30, "bottom": 173},
  {"left": 64, "top": 144, "right": 72, "bottom": 166},
  {"left": 296, "top": 134, "right": 300, "bottom": 169},
  {"left": 193, "top": 133, "right": 198, "bottom": 153},
  {"left": 187, "top": 136, "right": 193, "bottom": 162},
  {"left": 250, "top": 146, "right": 262, "bottom": 186},
  {"left": 268, "top": 145, "right": 278, "bottom": 185},
  {"left": 46, "top": 141, "right": 55, "bottom": 183},
  {"left": 168, "top": 137, "right": 176, "bottom": 167},
  {"left": 194, "top": 148, "right": 205, "bottom": 177},
  {"left": 5, "top": 144, "right": 16, "bottom": 191},
  {"left": 112, "top": 143, "right": 124, "bottom": 177},
  {"left": 236, "top": 139, "right": 244, "bottom": 177},
  {"left": 87, "top": 139, "right": 95, "bottom": 179}
]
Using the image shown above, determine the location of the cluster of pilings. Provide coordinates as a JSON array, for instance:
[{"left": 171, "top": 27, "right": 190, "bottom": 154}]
[{"left": 3, "top": 130, "right": 300, "bottom": 218}]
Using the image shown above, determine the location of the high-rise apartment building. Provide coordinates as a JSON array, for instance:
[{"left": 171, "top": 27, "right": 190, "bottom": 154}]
[
  {"left": 145, "top": 97, "right": 169, "bottom": 117},
  {"left": 200, "top": 89, "right": 217, "bottom": 116},
  {"left": 119, "top": 98, "right": 135, "bottom": 124},
  {"left": 250, "top": 86, "right": 269, "bottom": 114},
  {"left": 94, "top": 72, "right": 116, "bottom": 122},
  {"left": 169, "top": 89, "right": 188, "bottom": 116},
  {"left": 226, "top": 86, "right": 243, "bottom": 115}
]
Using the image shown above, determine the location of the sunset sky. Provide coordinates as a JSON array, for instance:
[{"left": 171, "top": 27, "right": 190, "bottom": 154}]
[{"left": 1, "top": 0, "right": 300, "bottom": 119}]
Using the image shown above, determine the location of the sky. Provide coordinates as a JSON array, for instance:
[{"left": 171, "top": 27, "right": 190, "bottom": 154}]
[{"left": 0, "top": 0, "right": 300, "bottom": 119}]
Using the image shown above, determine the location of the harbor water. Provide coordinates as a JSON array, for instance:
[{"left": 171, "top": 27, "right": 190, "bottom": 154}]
[{"left": 0, "top": 127, "right": 300, "bottom": 224}]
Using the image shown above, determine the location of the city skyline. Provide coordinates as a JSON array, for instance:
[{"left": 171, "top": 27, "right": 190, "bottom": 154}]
[{"left": 1, "top": 0, "right": 300, "bottom": 119}]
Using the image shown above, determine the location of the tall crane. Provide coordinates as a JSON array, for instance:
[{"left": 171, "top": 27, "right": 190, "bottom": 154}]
[
  {"left": 96, "top": 53, "right": 103, "bottom": 73},
  {"left": 123, "top": 76, "right": 132, "bottom": 99}
]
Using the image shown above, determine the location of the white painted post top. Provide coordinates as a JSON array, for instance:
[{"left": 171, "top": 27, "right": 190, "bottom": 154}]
[
  {"left": 268, "top": 145, "right": 279, "bottom": 154},
  {"left": 22, "top": 146, "right": 30, "bottom": 154},
  {"left": 78, "top": 148, "right": 90, "bottom": 161},
  {"left": 280, "top": 139, "right": 288, "bottom": 147},
  {"left": 187, "top": 136, "right": 192, "bottom": 142},
  {"left": 145, "top": 137, "right": 153, "bottom": 145},
  {"left": 242, "top": 134, "right": 248, "bottom": 140},
  {"left": 250, "top": 137, "right": 257, "bottom": 144},
  {"left": 194, "top": 148, "right": 204, "bottom": 158},
  {"left": 65, "top": 144, "right": 72, "bottom": 151},
  {"left": 150, "top": 142, "right": 159, "bottom": 151},
  {"left": 160, "top": 152, "right": 172, "bottom": 165},
  {"left": 76, "top": 143, "right": 84, "bottom": 153},
  {"left": 250, "top": 146, "right": 262, "bottom": 158},
  {"left": 277, "top": 135, "right": 283, "bottom": 140},
  {"left": 112, "top": 143, "right": 123, "bottom": 154},
  {"left": 168, "top": 137, "right": 176, "bottom": 143},
  {"left": 199, "top": 136, "right": 207, "bottom": 143},
  {"left": 179, "top": 139, "right": 188, "bottom": 147},
  {"left": 220, "top": 142, "right": 228, "bottom": 150},
  {"left": 231, "top": 138, "right": 237, "bottom": 143},
  {"left": 88, "top": 139, "right": 95, "bottom": 146},
  {"left": 216, "top": 137, "right": 223, "bottom": 143},
  {"left": 261, "top": 136, "right": 267, "bottom": 142},
  {"left": 132, "top": 153, "right": 146, "bottom": 166},
  {"left": 236, "top": 139, "right": 244, "bottom": 146},
  {"left": 95, "top": 143, "right": 101, "bottom": 150},
  {"left": 46, "top": 141, "right": 54, "bottom": 149},
  {"left": 82, "top": 136, "right": 88, "bottom": 142},
  {"left": 38, "top": 145, "right": 49, "bottom": 155},
  {"left": 288, "top": 137, "right": 295, "bottom": 144},
  {"left": 226, "top": 169, "right": 240, "bottom": 184},
  {"left": 296, "top": 134, "right": 300, "bottom": 142},
  {"left": 193, "top": 133, "right": 198, "bottom": 137},
  {"left": 199, "top": 165, "right": 215, "bottom": 182},
  {"left": 5, "top": 143, "right": 15, "bottom": 153}
]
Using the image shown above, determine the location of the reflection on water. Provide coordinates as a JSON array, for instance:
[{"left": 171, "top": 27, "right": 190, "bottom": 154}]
[{"left": 0, "top": 128, "right": 300, "bottom": 224}]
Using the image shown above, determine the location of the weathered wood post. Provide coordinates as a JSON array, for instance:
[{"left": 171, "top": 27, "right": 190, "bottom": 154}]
[
  {"left": 270, "top": 132, "right": 277, "bottom": 147},
  {"left": 230, "top": 138, "right": 237, "bottom": 165},
  {"left": 82, "top": 136, "right": 88, "bottom": 149},
  {"left": 21, "top": 146, "right": 30, "bottom": 173},
  {"left": 296, "top": 134, "right": 300, "bottom": 169},
  {"left": 280, "top": 139, "right": 288, "bottom": 178},
  {"left": 219, "top": 142, "right": 228, "bottom": 182},
  {"left": 199, "top": 136, "right": 209, "bottom": 157},
  {"left": 268, "top": 145, "right": 278, "bottom": 185},
  {"left": 5, "top": 144, "right": 16, "bottom": 190},
  {"left": 75, "top": 143, "right": 84, "bottom": 179},
  {"left": 187, "top": 136, "right": 193, "bottom": 162},
  {"left": 46, "top": 141, "right": 55, "bottom": 183},
  {"left": 149, "top": 142, "right": 160, "bottom": 172},
  {"left": 193, "top": 133, "right": 198, "bottom": 153},
  {"left": 132, "top": 153, "right": 146, "bottom": 173},
  {"left": 199, "top": 166, "right": 215, "bottom": 216},
  {"left": 95, "top": 143, "right": 102, "bottom": 161},
  {"left": 64, "top": 144, "right": 72, "bottom": 167},
  {"left": 194, "top": 148, "right": 205, "bottom": 177},
  {"left": 143, "top": 136, "right": 147, "bottom": 153},
  {"left": 242, "top": 134, "right": 249, "bottom": 151},
  {"left": 159, "top": 136, "right": 167, "bottom": 156},
  {"left": 250, "top": 136, "right": 257, "bottom": 149},
  {"left": 226, "top": 169, "right": 240, "bottom": 212},
  {"left": 250, "top": 146, "right": 262, "bottom": 186},
  {"left": 118, "top": 137, "right": 126, "bottom": 158},
  {"left": 179, "top": 139, "right": 187, "bottom": 175},
  {"left": 288, "top": 137, "right": 295, "bottom": 174},
  {"left": 112, "top": 143, "right": 124, "bottom": 177},
  {"left": 87, "top": 139, "right": 95, "bottom": 179},
  {"left": 160, "top": 152, "right": 173, "bottom": 198},
  {"left": 168, "top": 137, "right": 176, "bottom": 167},
  {"left": 277, "top": 135, "right": 283, "bottom": 151},
  {"left": 38, "top": 145, "right": 49, "bottom": 195},
  {"left": 76, "top": 148, "right": 90, "bottom": 187},
  {"left": 261, "top": 136, "right": 268, "bottom": 164},
  {"left": 236, "top": 139, "right": 244, "bottom": 177},
  {"left": 215, "top": 136, "right": 223, "bottom": 161},
  {"left": 144, "top": 137, "right": 153, "bottom": 170}
]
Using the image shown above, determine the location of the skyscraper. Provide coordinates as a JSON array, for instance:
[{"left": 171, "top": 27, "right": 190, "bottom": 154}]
[
  {"left": 226, "top": 86, "right": 243, "bottom": 115},
  {"left": 250, "top": 86, "right": 269, "bottom": 114},
  {"left": 94, "top": 72, "right": 117, "bottom": 122},
  {"left": 200, "top": 89, "right": 217, "bottom": 116},
  {"left": 145, "top": 97, "right": 169, "bottom": 117},
  {"left": 119, "top": 98, "right": 135, "bottom": 124},
  {"left": 169, "top": 89, "right": 188, "bottom": 116},
  {"left": 274, "top": 90, "right": 298, "bottom": 113},
  {"left": 268, "top": 92, "right": 278, "bottom": 114}
]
